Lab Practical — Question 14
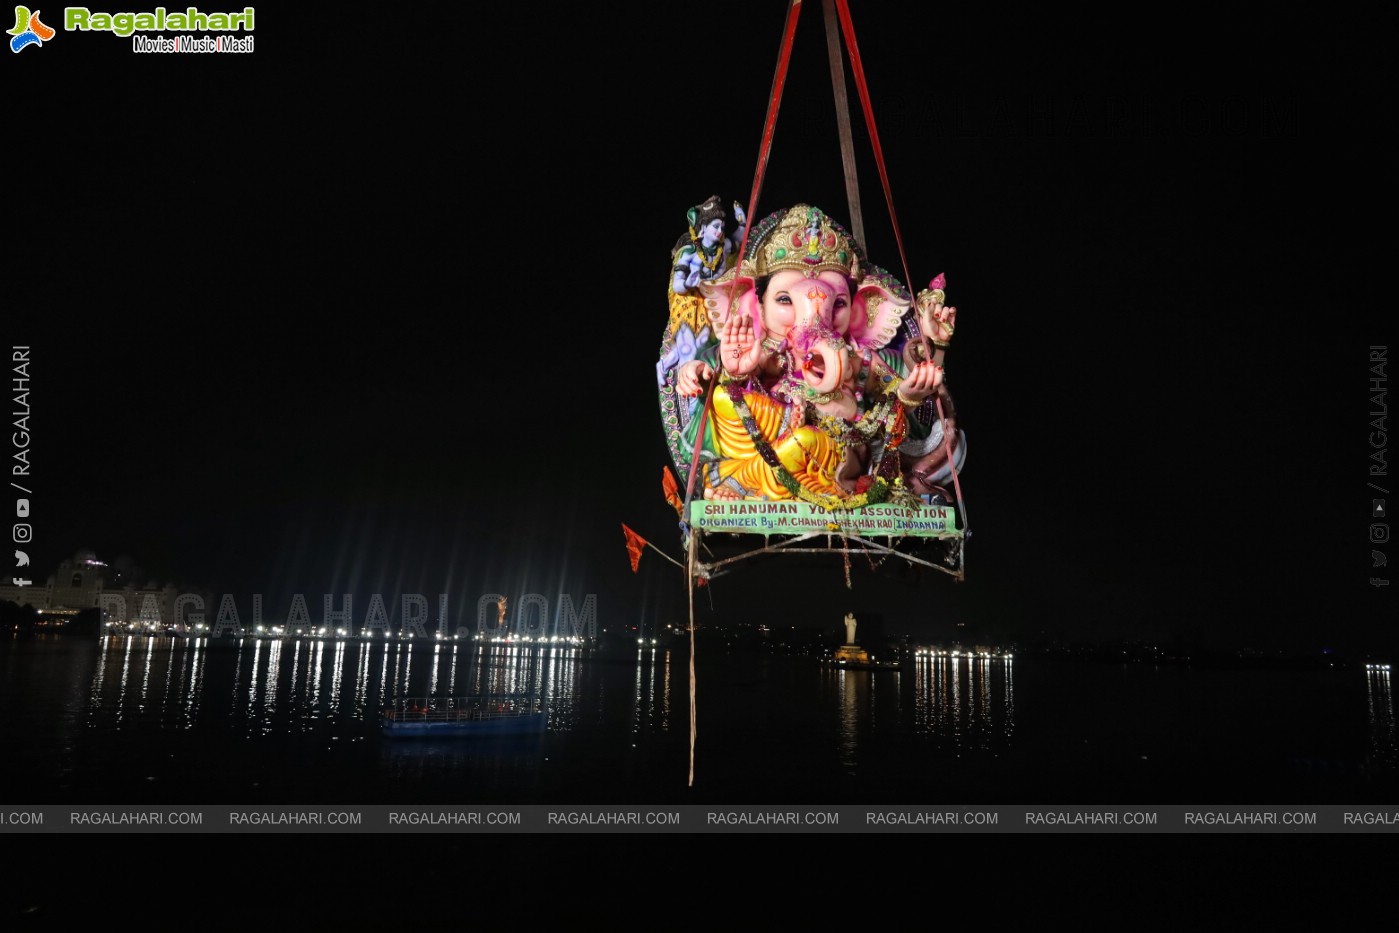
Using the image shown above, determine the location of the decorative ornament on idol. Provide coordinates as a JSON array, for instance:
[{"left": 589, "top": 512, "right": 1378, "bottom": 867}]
[
  {"left": 656, "top": 322, "right": 711, "bottom": 388},
  {"left": 670, "top": 195, "right": 747, "bottom": 297},
  {"left": 916, "top": 273, "right": 947, "bottom": 314},
  {"left": 656, "top": 195, "right": 747, "bottom": 474},
  {"left": 757, "top": 203, "right": 859, "bottom": 277}
]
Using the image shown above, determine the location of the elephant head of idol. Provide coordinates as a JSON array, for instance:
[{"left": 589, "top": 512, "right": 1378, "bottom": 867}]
[
  {"left": 698, "top": 204, "right": 912, "bottom": 396},
  {"left": 788, "top": 312, "right": 849, "bottom": 397}
]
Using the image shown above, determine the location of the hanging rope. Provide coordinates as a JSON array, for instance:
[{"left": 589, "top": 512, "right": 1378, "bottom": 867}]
[{"left": 687, "top": 530, "right": 698, "bottom": 786}]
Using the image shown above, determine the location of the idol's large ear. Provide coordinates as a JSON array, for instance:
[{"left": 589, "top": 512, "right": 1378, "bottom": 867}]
[
  {"left": 848, "top": 267, "right": 911, "bottom": 352},
  {"left": 697, "top": 259, "right": 759, "bottom": 334}
]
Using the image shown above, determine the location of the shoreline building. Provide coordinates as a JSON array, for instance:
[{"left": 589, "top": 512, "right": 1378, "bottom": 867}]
[{"left": 0, "top": 549, "right": 193, "bottom": 632}]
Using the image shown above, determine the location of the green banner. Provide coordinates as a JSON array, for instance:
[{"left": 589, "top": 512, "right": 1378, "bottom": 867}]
[{"left": 690, "top": 500, "right": 961, "bottom": 538}]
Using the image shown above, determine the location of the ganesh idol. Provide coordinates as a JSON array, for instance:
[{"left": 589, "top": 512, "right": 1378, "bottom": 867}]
[{"left": 657, "top": 203, "right": 967, "bottom": 509}]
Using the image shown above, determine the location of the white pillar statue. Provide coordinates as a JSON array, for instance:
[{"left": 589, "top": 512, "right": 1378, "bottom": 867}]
[{"left": 844, "top": 612, "right": 857, "bottom": 645}]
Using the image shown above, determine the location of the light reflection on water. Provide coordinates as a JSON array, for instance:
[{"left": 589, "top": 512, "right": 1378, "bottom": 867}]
[
  {"left": 185, "top": 637, "right": 204, "bottom": 728},
  {"left": 633, "top": 649, "right": 668, "bottom": 735},
  {"left": 38, "top": 635, "right": 1397, "bottom": 802},
  {"left": 836, "top": 668, "right": 857, "bottom": 770},
  {"left": 88, "top": 638, "right": 1013, "bottom": 770},
  {"left": 1368, "top": 668, "right": 1395, "bottom": 770},
  {"left": 818, "top": 655, "right": 1016, "bottom": 777},
  {"left": 82, "top": 639, "right": 1384, "bottom": 769},
  {"left": 84, "top": 636, "right": 623, "bottom": 742},
  {"left": 88, "top": 638, "right": 1021, "bottom": 759},
  {"left": 910, "top": 655, "right": 1016, "bottom": 752}
]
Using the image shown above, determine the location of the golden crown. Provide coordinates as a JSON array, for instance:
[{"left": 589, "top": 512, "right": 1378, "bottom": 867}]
[{"left": 754, "top": 204, "right": 859, "bottom": 277}]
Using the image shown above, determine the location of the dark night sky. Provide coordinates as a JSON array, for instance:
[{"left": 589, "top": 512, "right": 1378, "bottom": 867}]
[{"left": 11, "top": 4, "right": 1391, "bottom": 653}]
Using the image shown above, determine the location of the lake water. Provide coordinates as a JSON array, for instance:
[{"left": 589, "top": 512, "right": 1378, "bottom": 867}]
[{"left": 1, "top": 634, "right": 1394, "bottom": 804}]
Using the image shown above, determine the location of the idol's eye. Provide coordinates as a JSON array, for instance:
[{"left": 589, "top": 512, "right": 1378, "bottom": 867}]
[
  {"left": 775, "top": 294, "right": 793, "bottom": 305},
  {"left": 834, "top": 296, "right": 848, "bottom": 308}
]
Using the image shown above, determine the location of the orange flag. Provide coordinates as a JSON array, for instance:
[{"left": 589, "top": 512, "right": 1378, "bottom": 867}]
[
  {"left": 622, "top": 523, "right": 647, "bottom": 573},
  {"left": 662, "top": 466, "right": 684, "bottom": 517}
]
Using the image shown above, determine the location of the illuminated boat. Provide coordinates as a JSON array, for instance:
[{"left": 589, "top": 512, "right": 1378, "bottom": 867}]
[{"left": 381, "top": 695, "right": 547, "bottom": 738}]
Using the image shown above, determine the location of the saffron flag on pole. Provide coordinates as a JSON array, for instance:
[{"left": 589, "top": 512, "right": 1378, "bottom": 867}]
[
  {"left": 622, "top": 523, "right": 647, "bottom": 573},
  {"left": 662, "top": 466, "right": 684, "bottom": 518}
]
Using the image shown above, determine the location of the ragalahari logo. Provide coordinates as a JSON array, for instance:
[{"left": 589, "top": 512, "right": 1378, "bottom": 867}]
[{"left": 9, "top": 6, "right": 53, "bottom": 52}]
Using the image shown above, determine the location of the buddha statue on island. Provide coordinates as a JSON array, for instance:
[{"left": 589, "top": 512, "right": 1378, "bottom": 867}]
[{"left": 833, "top": 612, "right": 870, "bottom": 665}]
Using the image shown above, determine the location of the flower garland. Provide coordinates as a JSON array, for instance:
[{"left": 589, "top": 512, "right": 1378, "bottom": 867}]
[{"left": 814, "top": 396, "right": 896, "bottom": 448}]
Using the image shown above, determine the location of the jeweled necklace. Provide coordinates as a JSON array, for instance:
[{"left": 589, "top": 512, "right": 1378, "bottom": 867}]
[
  {"left": 690, "top": 228, "right": 724, "bottom": 272},
  {"left": 775, "top": 374, "right": 842, "bottom": 406}
]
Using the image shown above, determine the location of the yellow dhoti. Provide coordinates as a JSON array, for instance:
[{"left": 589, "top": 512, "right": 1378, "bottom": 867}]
[
  {"left": 668, "top": 290, "right": 707, "bottom": 337},
  {"left": 703, "top": 387, "right": 843, "bottom": 500}
]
